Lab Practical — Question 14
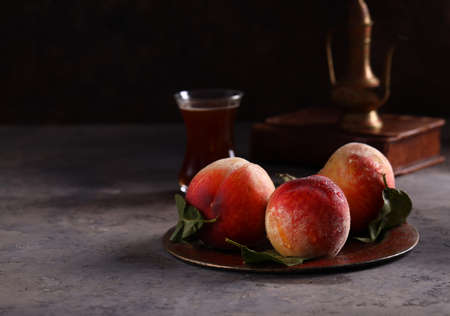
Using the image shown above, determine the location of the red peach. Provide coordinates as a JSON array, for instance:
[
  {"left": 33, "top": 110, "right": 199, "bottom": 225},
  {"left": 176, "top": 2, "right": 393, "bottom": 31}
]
[
  {"left": 265, "top": 175, "right": 350, "bottom": 258},
  {"left": 186, "top": 157, "right": 275, "bottom": 249},
  {"left": 319, "top": 142, "right": 395, "bottom": 234}
]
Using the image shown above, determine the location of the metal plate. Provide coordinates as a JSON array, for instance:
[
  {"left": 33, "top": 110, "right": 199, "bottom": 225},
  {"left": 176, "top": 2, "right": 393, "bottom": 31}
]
[{"left": 163, "top": 223, "right": 419, "bottom": 273}]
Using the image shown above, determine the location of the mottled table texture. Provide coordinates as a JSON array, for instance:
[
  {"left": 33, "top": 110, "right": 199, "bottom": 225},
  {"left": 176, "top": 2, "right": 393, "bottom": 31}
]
[{"left": 0, "top": 124, "right": 449, "bottom": 316}]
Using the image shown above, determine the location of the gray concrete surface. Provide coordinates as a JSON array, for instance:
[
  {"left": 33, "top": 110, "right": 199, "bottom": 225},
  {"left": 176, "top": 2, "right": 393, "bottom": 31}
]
[{"left": 0, "top": 124, "right": 449, "bottom": 316}]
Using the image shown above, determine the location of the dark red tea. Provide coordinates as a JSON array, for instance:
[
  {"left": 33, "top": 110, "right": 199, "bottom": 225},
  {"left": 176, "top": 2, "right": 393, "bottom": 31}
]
[{"left": 178, "top": 104, "right": 238, "bottom": 191}]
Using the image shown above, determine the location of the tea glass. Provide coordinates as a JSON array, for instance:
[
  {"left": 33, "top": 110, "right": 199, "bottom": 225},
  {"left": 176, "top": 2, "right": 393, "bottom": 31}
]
[{"left": 175, "top": 89, "right": 243, "bottom": 192}]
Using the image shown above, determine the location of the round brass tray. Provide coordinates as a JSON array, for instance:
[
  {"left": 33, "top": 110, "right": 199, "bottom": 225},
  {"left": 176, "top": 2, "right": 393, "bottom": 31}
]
[{"left": 163, "top": 223, "right": 419, "bottom": 273}]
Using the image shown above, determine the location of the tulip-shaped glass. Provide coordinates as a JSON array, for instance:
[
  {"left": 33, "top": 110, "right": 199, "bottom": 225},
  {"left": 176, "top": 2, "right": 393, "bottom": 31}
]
[{"left": 175, "top": 89, "right": 243, "bottom": 192}]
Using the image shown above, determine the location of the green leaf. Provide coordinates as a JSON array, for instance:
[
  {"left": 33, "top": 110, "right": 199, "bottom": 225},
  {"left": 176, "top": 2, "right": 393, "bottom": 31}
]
[
  {"left": 354, "top": 236, "right": 374, "bottom": 243},
  {"left": 175, "top": 194, "right": 186, "bottom": 218},
  {"left": 170, "top": 194, "right": 217, "bottom": 243},
  {"left": 225, "top": 238, "right": 305, "bottom": 267},
  {"left": 170, "top": 221, "right": 184, "bottom": 242},
  {"left": 277, "top": 173, "right": 297, "bottom": 183},
  {"left": 355, "top": 174, "right": 412, "bottom": 243},
  {"left": 274, "top": 173, "right": 298, "bottom": 187}
]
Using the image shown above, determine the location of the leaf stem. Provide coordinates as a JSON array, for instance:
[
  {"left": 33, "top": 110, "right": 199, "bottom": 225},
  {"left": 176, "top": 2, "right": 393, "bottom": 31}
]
[
  {"left": 382, "top": 173, "right": 388, "bottom": 188},
  {"left": 225, "top": 238, "right": 242, "bottom": 248},
  {"left": 183, "top": 218, "right": 217, "bottom": 224}
]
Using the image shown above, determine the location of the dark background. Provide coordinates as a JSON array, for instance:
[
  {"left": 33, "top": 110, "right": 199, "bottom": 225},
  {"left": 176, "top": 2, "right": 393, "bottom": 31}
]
[{"left": 8, "top": 0, "right": 450, "bottom": 124}]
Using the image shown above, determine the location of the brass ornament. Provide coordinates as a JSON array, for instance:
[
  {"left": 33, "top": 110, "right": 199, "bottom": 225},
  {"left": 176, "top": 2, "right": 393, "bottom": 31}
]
[{"left": 327, "top": 0, "right": 394, "bottom": 131}]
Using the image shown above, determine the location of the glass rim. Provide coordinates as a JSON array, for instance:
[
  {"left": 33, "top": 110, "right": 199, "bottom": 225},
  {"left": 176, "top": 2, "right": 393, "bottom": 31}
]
[{"left": 174, "top": 89, "right": 244, "bottom": 102}]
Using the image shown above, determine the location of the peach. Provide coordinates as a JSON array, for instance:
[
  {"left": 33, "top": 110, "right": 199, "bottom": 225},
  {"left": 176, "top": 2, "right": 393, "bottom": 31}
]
[
  {"left": 265, "top": 175, "right": 350, "bottom": 258},
  {"left": 319, "top": 142, "right": 395, "bottom": 234},
  {"left": 186, "top": 157, "right": 275, "bottom": 249}
]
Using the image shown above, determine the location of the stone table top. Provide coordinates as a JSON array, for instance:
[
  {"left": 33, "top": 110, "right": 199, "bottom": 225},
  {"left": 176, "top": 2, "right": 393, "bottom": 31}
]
[{"left": 0, "top": 124, "right": 449, "bottom": 316}]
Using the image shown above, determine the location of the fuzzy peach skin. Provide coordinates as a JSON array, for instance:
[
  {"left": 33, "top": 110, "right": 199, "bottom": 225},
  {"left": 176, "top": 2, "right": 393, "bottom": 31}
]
[
  {"left": 319, "top": 142, "right": 395, "bottom": 234},
  {"left": 265, "top": 175, "right": 350, "bottom": 258},
  {"left": 186, "top": 157, "right": 275, "bottom": 249}
]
